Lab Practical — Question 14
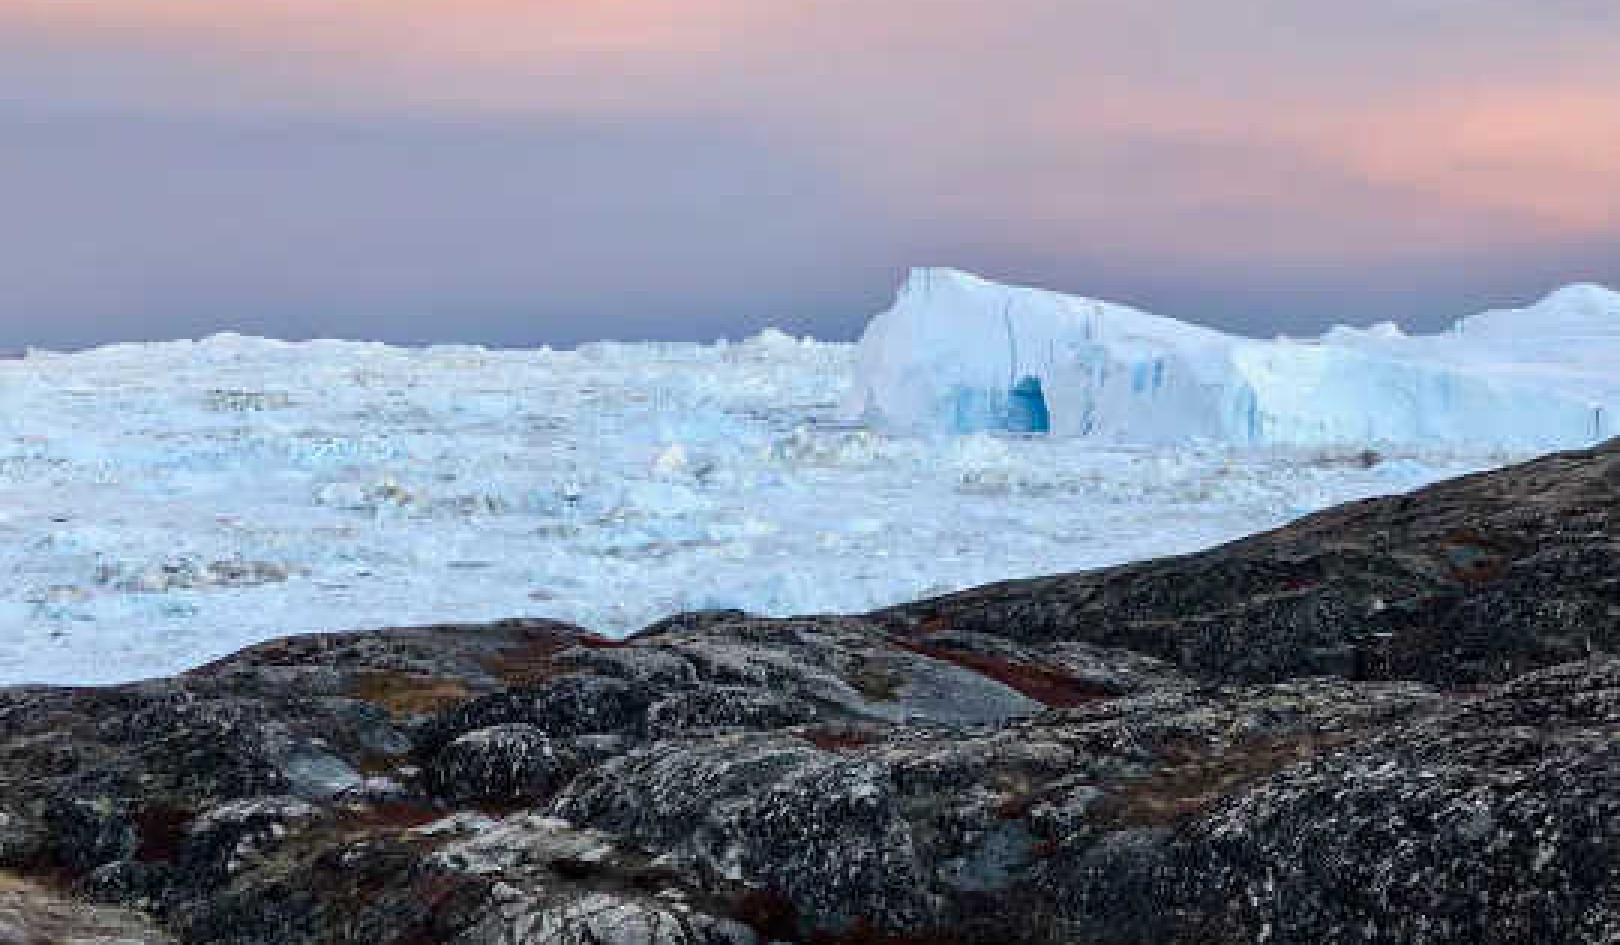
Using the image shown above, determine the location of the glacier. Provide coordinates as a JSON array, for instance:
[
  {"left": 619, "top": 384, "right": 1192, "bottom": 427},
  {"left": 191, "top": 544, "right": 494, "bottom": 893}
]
[{"left": 843, "top": 268, "right": 1620, "bottom": 448}]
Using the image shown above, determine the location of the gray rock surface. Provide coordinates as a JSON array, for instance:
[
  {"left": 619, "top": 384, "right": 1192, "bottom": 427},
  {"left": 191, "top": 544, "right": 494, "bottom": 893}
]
[
  {"left": 0, "top": 872, "right": 175, "bottom": 944},
  {"left": 879, "top": 438, "right": 1620, "bottom": 685}
]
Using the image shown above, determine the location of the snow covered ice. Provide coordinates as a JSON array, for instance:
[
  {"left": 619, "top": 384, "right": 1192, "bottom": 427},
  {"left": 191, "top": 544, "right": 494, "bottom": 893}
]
[
  {"left": 3, "top": 274, "right": 1609, "bottom": 684},
  {"left": 845, "top": 269, "right": 1620, "bottom": 447}
]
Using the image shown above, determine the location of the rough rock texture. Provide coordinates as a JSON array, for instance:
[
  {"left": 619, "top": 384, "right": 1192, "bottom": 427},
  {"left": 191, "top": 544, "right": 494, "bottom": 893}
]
[
  {"left": 880, "top": 438, "right": 1620, "bottom": 685},
  {"left": 1182, "top": 659, "right": 1620, "bottom": 945},
  {"left": 0, "top": 441, "right": 1613, "bottom": 943},
  {"left": 0, "top": 871, "right": 175, "bottom": 944}
]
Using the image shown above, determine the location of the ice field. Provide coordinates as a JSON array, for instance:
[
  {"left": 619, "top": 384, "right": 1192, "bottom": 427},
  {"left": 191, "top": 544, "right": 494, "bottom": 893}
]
[{"left": 0, "top": 330, "right": 1525, "bottom": 685}]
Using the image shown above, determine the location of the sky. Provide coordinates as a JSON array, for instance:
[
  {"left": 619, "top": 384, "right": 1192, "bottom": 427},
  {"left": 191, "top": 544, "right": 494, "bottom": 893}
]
[{"left": 2, "top": 0, "right": 1618, "bottom": 349}]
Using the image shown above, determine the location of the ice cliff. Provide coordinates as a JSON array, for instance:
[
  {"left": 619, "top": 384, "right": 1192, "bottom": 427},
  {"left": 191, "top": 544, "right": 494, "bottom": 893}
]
[{"left": 844, "top": 268, "right": 1620, "bottom": 448}]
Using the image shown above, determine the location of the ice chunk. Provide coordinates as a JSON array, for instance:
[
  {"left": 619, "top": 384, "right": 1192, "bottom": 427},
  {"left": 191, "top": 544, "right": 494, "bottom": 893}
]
[{"left": 652, "top": 443, "right": 690, "bottom": 478}]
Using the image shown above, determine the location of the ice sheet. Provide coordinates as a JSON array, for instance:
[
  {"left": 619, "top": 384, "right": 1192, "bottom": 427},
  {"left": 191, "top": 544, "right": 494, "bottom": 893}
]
[{"left": 0, "top": 331, "right": 1507, "bottom": 684}]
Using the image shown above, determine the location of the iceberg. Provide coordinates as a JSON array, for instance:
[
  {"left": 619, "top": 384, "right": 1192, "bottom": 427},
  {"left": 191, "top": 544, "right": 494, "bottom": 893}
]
[{"left": 843, "top": 268, "right": 1620, "bottom": 448}]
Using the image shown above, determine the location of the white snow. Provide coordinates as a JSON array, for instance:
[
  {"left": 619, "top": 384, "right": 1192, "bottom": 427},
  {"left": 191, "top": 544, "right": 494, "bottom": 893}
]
[
  {"left": 845, "top": 269, "right": 1620, "bottom": 447},
  {"left": 0, "top": 328, "right": 1517, "bottom": 686}
]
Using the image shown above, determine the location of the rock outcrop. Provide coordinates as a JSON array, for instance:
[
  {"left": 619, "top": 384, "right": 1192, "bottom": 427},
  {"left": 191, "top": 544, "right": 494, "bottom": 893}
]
[
  {"left": 0, "top": 440, "right": 1614, "bottom": 944},
  {"left": 879, "top": 437, "right": 1620, "bottom": 685}
]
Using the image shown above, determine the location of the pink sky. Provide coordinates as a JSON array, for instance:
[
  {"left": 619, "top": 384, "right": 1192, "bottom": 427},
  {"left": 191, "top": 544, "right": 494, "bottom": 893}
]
[{"left": 3, "top": 0, "right": 1617, "bottom": 346}]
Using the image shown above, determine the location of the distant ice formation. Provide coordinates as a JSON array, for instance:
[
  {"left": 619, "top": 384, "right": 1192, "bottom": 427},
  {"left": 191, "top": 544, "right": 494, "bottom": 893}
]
[{"left": 844, "top": 268, "right": 1620, "bottom": 448}]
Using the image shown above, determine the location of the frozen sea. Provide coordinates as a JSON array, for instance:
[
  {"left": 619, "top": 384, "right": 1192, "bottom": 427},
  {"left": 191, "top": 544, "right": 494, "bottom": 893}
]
[{"left": 0, "top": 332, "right": 1522, "bottom": 685}]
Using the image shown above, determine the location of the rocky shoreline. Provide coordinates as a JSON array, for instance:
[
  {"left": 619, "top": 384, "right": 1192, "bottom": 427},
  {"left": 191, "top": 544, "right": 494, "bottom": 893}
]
[{"left": 0, "top": 439, "right": 1615, "bottom": 944}]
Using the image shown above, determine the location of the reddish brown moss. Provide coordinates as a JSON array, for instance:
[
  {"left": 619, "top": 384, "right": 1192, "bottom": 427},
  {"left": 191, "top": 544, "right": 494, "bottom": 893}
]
[
  {"left": 479, "top": 633, "right": 629, "bottom": 684},
  {"left": 734, "top": 888, "right": 800, "bottom": 942},
  {"left": 1028, "top": 839, "right": 1061, "bottom": 859},
  {"left": 993, "top": 791, "right": 1040, "bottom": 821},
  {"left": 572, "top": 635, "right": 629, "bottom": 649},
  {"left": 1438, "top": 528, "right": 1511, "bottom": 587},
  {"left": 340, "top": 801, "right": 445, "bottom": 831},
  {"left": 1096, "top": 732, "right": 1355, "bottom": 827},
  {"left": 477, "top": 637, "right": 578, "bottom": 685},
  {"left": 133, "top": 803, "right": 193, "bottom": 863},
  {"left": 344, "top": 671, "right": 473, "bottom": 718},
  {"left": 890, "top": 640, "right": 1115, "bottom": 708}
]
